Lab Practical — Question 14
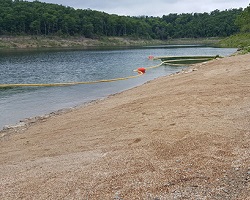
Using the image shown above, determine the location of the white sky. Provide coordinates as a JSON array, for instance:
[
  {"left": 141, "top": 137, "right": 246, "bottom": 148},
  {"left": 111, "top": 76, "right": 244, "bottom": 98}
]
[{"left": 28, "top": 0, "right": 249, "bottom": 16}]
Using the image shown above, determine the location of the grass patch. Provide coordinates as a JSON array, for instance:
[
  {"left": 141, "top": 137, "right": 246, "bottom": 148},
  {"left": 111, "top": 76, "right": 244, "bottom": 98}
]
[
  {"left": 219, "top": 33, "right": 250, "bottom": 47},
  {"left": 218, "top": 33, "right": 250, "bottom": 53}
]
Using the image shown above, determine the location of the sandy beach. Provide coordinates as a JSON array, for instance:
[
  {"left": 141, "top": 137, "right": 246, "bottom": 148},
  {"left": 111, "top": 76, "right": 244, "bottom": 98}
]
[{"left": 0, "top": 53, "right": 249, "bottom": 199}]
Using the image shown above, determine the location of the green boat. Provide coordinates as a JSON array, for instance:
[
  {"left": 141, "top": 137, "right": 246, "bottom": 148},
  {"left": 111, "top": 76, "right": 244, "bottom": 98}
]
[{"left": 154, "top": 55, "right": 221, "bottom": 66}]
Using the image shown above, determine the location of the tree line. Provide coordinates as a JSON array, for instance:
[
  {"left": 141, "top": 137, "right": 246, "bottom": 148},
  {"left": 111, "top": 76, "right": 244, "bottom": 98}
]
[
  {"left": 235, "top": 4, "right": 250, "bottom": 33},
  {"left": 0, "top": 0, "right": 245, "bottom": 39}
]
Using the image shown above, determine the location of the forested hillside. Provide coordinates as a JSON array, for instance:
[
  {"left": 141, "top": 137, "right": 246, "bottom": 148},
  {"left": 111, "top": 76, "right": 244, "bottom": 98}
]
[{"left": 0, "top": 0, "right": 244, "bottom": 39}]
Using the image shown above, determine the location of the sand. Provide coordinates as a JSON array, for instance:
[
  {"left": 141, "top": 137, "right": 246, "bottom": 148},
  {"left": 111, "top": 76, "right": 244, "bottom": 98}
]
[{"left": 0, "top": 54, "right": 250, "bottom": 199}]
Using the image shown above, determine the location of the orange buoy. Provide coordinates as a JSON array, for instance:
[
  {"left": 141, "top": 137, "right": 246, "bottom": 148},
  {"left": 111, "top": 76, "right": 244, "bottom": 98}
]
[
  {"left": 137, "top": 67, "right": 146, "bottom": 74},
  {"left": 148, "top": 55, "right": 154, "bottom": 60}
]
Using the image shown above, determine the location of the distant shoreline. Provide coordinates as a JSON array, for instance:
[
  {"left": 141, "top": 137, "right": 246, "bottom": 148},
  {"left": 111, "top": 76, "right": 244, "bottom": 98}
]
[{"left": 0, "top": 36, "right": 221, "bottom": 50}]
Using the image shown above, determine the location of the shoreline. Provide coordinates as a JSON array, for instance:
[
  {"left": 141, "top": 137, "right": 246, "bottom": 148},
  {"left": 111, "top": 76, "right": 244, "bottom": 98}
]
[
  {"left": 1, "top": 54, "right": 249, "bottom": 199},
  {"left": 0, "top": 65, "right": 186, "bottom": 136},
  {"left": 0, "top": 36, "right": 165, "bottom": 49},
  {"left": 0, "top": 35, "right": 221, "bottom": 50}
]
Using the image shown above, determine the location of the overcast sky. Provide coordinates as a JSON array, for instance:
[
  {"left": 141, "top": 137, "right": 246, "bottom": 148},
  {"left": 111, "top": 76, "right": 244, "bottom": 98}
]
[{"left": 28, "top": 0, "right": 249, "bottom": 16}]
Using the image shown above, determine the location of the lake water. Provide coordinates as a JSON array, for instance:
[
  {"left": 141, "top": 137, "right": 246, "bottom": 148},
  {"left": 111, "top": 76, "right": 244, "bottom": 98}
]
[{"left": 0, "top": 45, "right": 236, "bottom": 130}]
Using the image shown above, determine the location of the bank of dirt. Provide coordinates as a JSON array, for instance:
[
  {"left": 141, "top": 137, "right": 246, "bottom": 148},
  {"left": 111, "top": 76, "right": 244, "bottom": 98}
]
[
  {"left": 0, "top": 36, "right": 165, "bottom": 49},
  {"left": 0, "top": 54, "right": 249, "bottom": 199},
  {"left": 0, "top": 36, "right": 220, "bottom": 49}
]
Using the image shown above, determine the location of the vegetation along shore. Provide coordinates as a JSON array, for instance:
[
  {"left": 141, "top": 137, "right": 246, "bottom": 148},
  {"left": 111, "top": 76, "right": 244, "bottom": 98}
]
[{"left": 0, "top": 1, "right": 249, "bottom": 51}]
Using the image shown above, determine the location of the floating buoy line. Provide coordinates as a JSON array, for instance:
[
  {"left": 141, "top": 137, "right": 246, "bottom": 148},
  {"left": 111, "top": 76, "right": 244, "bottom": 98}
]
[
  {"left": 0, "top": 61, "right": 163, "bottom": 88},
  {"left": 0, "top": 55, "right": 220, "bottom": 88}
]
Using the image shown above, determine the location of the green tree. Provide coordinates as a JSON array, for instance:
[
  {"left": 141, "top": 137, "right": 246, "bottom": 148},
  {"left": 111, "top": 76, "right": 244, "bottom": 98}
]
[
  {"left": 30, "top": 20, "right": 41, "bottom": 35},
  {"left": 236, "top": 5, "right": 250, "bottom": 32},
  {"left": 0, "top": 0, "right": 244, "bottom": 39}
]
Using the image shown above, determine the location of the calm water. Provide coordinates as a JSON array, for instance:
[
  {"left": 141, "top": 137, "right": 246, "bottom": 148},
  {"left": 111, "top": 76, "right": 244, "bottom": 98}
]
[{"left": 0, "top": 46, "right": 236, "bottom": 129}]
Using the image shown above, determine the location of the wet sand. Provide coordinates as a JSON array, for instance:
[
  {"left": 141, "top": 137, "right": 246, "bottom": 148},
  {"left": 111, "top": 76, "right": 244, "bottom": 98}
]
[{"left": 0, "top": 54, "right": 250, "bottom": 199}]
